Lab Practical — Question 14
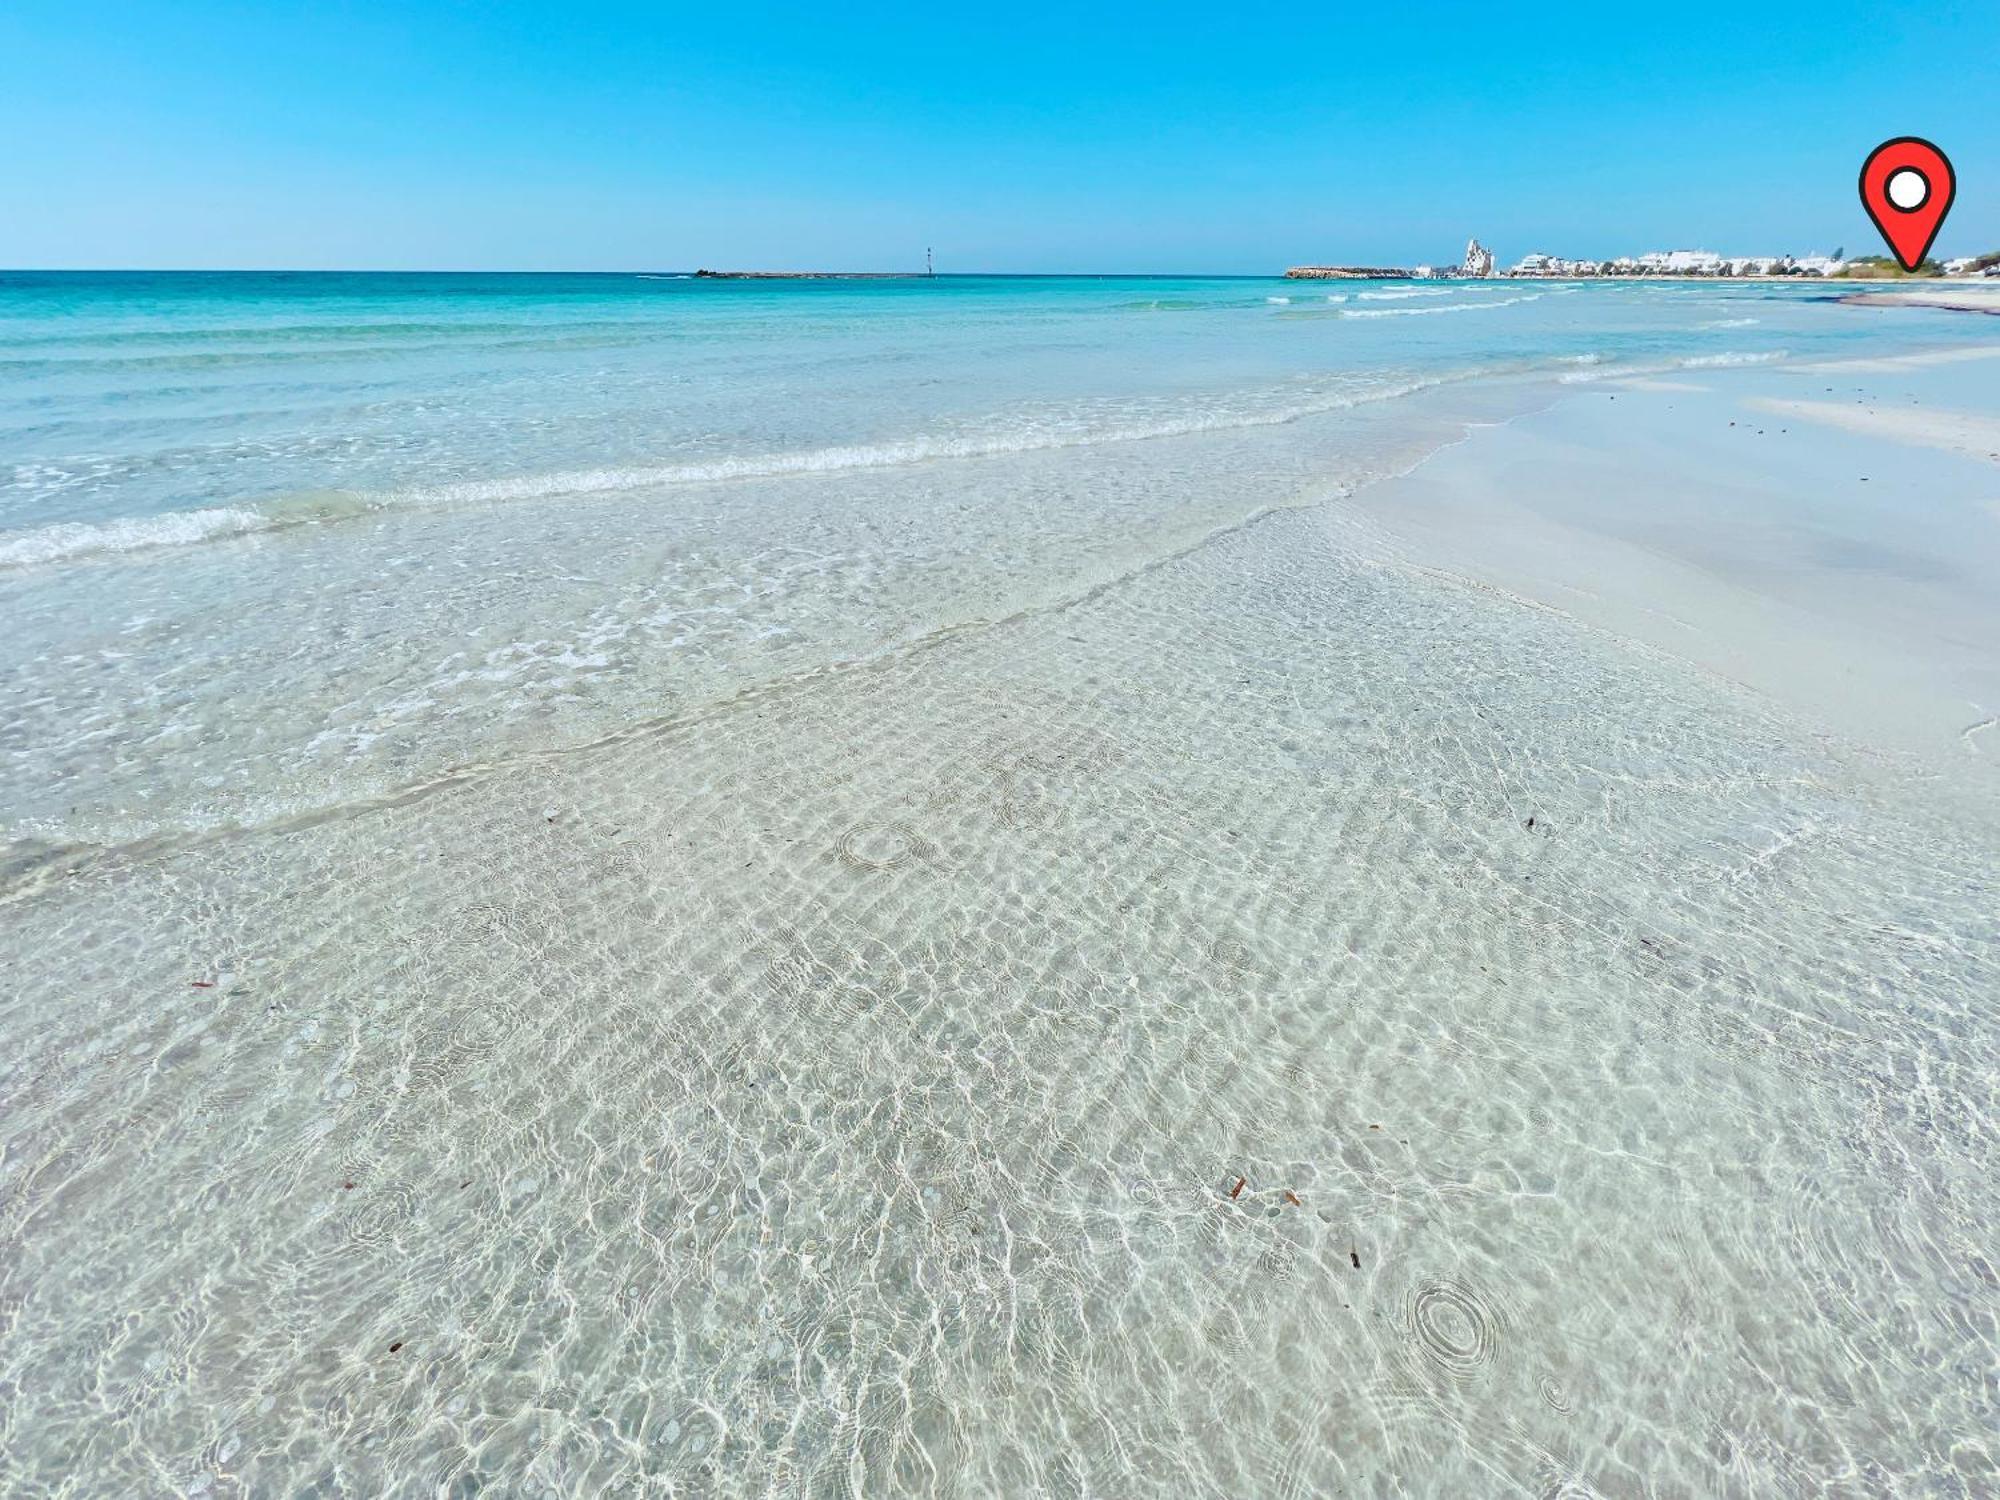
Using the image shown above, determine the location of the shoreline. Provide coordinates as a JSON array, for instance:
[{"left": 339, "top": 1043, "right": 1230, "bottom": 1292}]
[
  {"left": 1340, "top": 345, "right": 2000, "bottom": 802},
  {"left": 1, "top": 370, "right": 1559, "bottom": 860},
  {"left": 1834, "top": 282, "right": 2000, "bottom": 315},
  {"left": 9, "top": 315, "right": 1997, "bottom": 852}
]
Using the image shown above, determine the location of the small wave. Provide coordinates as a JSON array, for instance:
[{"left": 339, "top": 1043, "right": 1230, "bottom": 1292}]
[
  {"left": 1342, "top": 294, "right": 1542, "bottom": 318},
  {"left": 0, "top": 507, "right": 271, "bottom": 568},
  {"left": 1266, "top": 296, "right": 1292, "bottom": 305},
  {"left": 373, "top": 381, "right": 1460, "bottom": 506},
  {"left": 1680, "top": 350, "right": 1786, "bottom": 368},
  {"left": 1324, "top": 294, "right": 1348, "bottom": 304},
  {"left": 1699, "top": 317, "right": 1761, "bottom": 329},
  {"left": 1356, "top": 288, "right": 1455, "bottom": 300},
  {"left": 1557, "top": 349, "right": 1787, "bottom": 384},
  {"left": 0, "top": 374, "right": 1468, "bottom": 570}
]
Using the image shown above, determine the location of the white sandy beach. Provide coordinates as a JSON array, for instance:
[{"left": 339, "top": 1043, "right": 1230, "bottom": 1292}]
[
  {"left": 1345, "top": 344, "right": 2000, "bottom": 803},
  {"left": 1836, "top": 280, "right": 2000, "bottom": 316}
]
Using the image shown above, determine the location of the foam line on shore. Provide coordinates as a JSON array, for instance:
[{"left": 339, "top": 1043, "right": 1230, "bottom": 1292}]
[
  {"left": 1, "top": 371, "right": 1489, "bottom": 570},
  {"left": 0, "top": 506, "right": 270, "bottom": 568},
  {"left": 0, "top": 338, "right": 1974, "bottom": 575},
  {"left": 1557, "top": 350, "right": 1787, "bottom": 383}
]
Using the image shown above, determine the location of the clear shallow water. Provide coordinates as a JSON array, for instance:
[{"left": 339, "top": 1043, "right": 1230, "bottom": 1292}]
[
  {"left": 5, "top": 271, "right": 1994, "bottom": 848},
  {"left": 0, "top": 272, "right": 1955, "bottom": 547},
  {"left": 1, "top": 274, "right": 1996, "bottom": 1495}
]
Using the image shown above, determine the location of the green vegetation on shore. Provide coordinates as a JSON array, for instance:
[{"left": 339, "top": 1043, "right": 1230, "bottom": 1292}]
[{"left": 1831, "top": 255, "right": 1943, "bottom": 279}]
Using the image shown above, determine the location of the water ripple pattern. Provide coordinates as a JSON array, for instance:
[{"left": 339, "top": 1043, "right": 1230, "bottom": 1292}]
[
  {"left": 1406, "top": 1276, "right": 1506, "bottom": 1383},
  {"left": 1, "top": 276, "right": 1997, "bottom": 1497}
]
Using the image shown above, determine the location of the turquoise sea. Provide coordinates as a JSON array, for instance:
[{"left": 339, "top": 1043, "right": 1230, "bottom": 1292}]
[
  {"left": 5, "top": 270, "right": 1991, "bottom": 845},
  {"left": 2, "top": 271, "right": 1967, "bottom": 548},
  {"left": 2, "top": 271, "right": 1996, "bottom": 1496}
]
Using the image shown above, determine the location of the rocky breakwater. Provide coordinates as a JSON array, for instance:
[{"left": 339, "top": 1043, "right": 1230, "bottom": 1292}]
[{"left": 1284, "top": 265, "right": 1412, "bottom": 279}]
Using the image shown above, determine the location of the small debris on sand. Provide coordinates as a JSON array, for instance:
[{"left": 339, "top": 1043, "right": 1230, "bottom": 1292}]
[
  {"left": 1283, "top": 1191, "right": 1302, "bottom": 1207},
  {"left": 1229, "top": 1177, "right": 1246, "bottom": 1200},
  {"left": 1350, "top": 1250, "right": 1361, "bottom": 1269}
]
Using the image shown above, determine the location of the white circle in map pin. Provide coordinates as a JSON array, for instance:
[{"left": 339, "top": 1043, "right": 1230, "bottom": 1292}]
[{"left": 1886, "top": 168, "right": 1929, "bottom": 211}]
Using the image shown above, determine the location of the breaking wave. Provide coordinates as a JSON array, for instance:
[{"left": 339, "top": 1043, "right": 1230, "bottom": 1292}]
[
  {"left": 0, "top": 373, "right": 1472, "bottom": 570},
  {"left": 1679, "top": 350, "right": 1789, "bottom": 368},
  {"left": 1, "top": 338, "right": 1806, "bottom": 573},
  {"left": 1342, "top": 294, "right": 1543, "bottom": 318},
  {"left": 0, "top": 507, "right": 270, "bottom": 568},
  {"left": 1557, "top": 349, "right": 1788, "bottom": 383}
]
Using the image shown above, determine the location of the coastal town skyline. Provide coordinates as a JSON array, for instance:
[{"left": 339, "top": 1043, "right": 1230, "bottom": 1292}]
[{"left": 1287, "top": 237, "right": 2000, "bottom": 282}]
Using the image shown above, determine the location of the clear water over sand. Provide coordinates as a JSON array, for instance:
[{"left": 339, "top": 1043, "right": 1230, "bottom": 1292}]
[{"left": 1, "top": 274, "right": 1996, "bottom": 1496}]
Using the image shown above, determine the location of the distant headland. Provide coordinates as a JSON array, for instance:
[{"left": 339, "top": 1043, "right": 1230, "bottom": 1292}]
[{"left": 1279, "top": 265, "right": 1413, "bottom": 281}]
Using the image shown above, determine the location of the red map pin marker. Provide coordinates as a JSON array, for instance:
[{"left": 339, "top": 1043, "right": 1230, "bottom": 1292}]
[{"left": 1859, "top": 138, "right": 1955, "bottom": 272}]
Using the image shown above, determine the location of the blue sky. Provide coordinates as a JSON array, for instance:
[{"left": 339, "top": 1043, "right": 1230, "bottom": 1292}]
[{"left": 3, "top": 1, "right": 1994, "bottom": 271}]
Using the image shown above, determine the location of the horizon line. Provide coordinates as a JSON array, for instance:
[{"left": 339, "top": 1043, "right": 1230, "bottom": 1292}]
[{"left": 1, "top": 267, "right": 1311, "bottom": 279}]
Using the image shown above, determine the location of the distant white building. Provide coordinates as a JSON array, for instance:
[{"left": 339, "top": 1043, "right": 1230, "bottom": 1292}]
[
  {"left": 1462, "top": 238, "right": 1495, "bottom": 277},
  {"left": 1503, "top": 246, "right": 1843, "bottom": 279},
  {"left": 1636, "top": 250, "right": 1725, "bottom": 275},
  {"left": 1721, "top": 253, "right": 1841, "bottom": 277},
  {"left": 1509, "top": 252, "right": 1599, "bottom": 277}
]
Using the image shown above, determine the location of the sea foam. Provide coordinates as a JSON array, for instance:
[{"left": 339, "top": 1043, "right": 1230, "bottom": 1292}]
[
  {"left": 0, "top": 506, "right": 270, "bottom": 568},
  {"left": 0, "top": 376, "right": 1464, "bottom": 569},
  {"left": 1556, "top": 349, "right": 1788, "bottom": 383},
  {"left": 1342, "top": 294, "right": 1543, "bottom": 317}
]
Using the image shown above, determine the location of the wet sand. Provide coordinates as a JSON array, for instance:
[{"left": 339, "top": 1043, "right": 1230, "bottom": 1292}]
[
  {"left": 1836, "top": 282, "right": 2000, "bottom": 316},
  {"left": 1344, "top": 346, "right": 2000, "bottom": 805}
]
